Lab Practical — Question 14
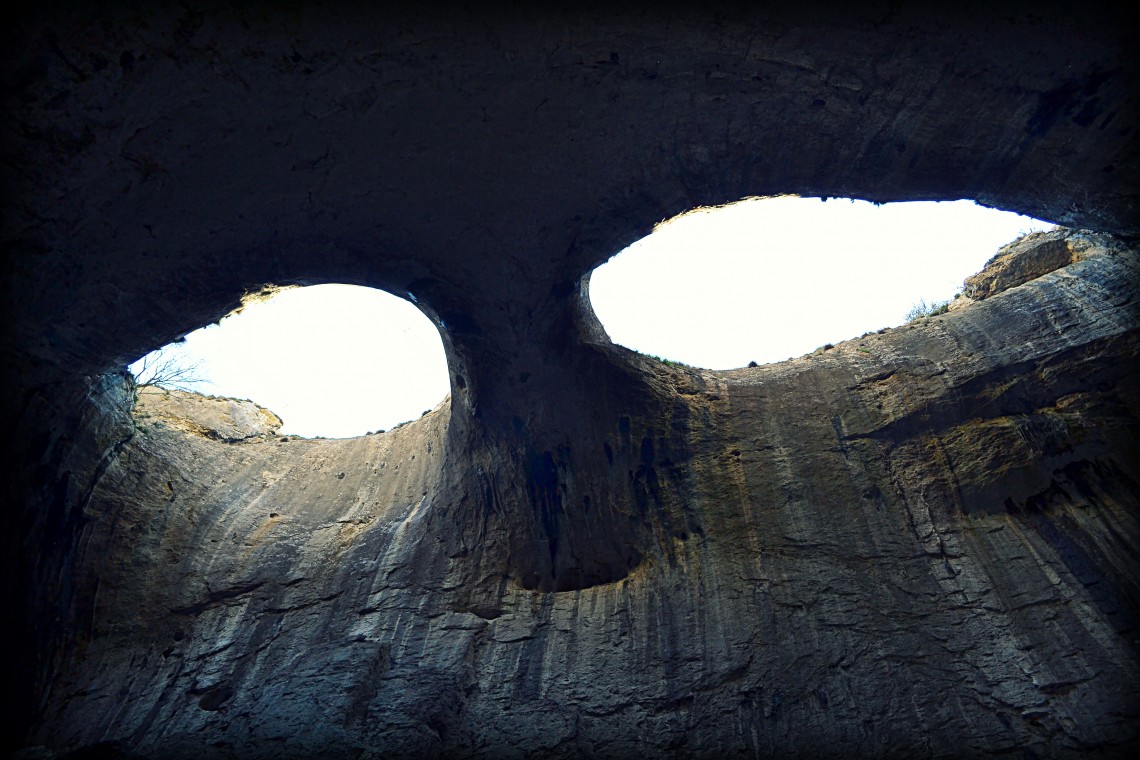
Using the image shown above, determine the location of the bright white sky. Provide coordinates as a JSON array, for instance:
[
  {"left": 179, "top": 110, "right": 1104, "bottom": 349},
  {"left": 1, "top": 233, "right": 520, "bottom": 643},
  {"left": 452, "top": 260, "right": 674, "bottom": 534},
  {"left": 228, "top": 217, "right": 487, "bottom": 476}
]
[
  {"left": 132, "top": 197, "right": 1052, "bottom": 439},
  {"left": 590, "top": 197, "right": 1053, "bottom": 369},
  {"left": 134, "top": 286, "right": 451, "bottom": 439}
]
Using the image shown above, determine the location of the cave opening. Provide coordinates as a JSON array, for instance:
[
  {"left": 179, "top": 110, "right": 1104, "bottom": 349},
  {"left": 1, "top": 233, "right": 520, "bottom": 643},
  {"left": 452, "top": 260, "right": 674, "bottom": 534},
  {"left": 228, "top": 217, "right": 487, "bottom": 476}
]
[
  {"left": 128, "top": 283, "right": 451, "bottom": 439},
  {"left": 588, "top": 196, "right": 1054, "bottom": 369},
  {"left": 5, "top": 4, "right": 1137, "bottom": 755}
]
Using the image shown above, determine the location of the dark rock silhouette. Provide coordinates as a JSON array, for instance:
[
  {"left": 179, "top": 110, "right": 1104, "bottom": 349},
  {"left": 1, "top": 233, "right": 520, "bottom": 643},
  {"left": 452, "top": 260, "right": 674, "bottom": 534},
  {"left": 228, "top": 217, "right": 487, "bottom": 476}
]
[{"left": 3, "top": 5, "right": 1137, "bottom": 758}]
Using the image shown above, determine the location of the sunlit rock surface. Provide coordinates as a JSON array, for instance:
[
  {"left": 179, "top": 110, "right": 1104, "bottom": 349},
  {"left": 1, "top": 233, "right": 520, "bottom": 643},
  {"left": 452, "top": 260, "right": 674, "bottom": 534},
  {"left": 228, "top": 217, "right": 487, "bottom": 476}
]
[
  {"left": 962, "top": 228, "right": 1123, "bottom": 301},
  {"left": 134, "top": 387, "right": 283, "bottom": 442}
]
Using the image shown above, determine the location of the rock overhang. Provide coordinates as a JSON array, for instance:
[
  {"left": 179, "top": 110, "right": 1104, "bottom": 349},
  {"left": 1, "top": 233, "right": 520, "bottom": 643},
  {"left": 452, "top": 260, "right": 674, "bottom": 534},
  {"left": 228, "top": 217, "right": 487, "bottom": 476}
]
[
  {"left": 3, "top": 4, "right": 1139, "bottom": 757},
  {"left": 3, "top": 3, "right": 1138, "bottom": 385}
]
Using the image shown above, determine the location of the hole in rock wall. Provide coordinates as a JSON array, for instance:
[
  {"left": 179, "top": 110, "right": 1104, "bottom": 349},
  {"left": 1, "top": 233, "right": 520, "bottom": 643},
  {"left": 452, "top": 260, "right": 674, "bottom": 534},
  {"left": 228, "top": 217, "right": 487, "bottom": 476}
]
[
  {"left": 589, "top": 197, "right": 1055, "bottom": 369},
  {"left": 129, "top": 284, "right": 450, "bottom": 439}
]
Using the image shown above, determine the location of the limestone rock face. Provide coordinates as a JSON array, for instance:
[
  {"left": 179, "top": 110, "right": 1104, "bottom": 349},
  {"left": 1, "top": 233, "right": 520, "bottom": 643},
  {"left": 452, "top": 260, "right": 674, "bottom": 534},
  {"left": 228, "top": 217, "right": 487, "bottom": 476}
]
[
  {"left": 134, "top": 387, "right": 283, "bottom": 442},
  {"left": 29, "top": 245, "right": 1140, "bottom": 759},
  {"left": 3, "top": 5, "right": 1139, "bottom": 759},
  {"left": 962, "top": 229, "right": 1122, "bottom": 301}
]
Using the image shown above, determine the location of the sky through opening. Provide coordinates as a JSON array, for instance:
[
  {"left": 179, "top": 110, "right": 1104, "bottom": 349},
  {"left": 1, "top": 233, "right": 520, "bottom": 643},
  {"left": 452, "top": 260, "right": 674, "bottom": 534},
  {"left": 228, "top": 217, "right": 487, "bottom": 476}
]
[
  {"left": 131, "top": 284, "right": 450, "bottom": 439},
  {"left": 130, "top": 198, "right": 1053, "bottom": 438},
  {"left": 590, "top": 197, "right": 1053, "bottom": 369}
]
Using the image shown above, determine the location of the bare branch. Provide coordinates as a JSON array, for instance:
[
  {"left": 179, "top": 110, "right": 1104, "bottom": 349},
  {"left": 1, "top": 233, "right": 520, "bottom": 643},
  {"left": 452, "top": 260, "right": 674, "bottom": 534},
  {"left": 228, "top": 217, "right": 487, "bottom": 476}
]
[{"left": 130, "top": 345, "right": 209, "bottom": 393}]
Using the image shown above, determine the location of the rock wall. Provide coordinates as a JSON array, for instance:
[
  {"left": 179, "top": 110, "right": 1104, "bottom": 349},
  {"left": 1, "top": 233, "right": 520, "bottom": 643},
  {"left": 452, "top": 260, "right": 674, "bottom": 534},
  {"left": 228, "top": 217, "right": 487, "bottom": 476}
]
[
  {"left": 29, "top": 243, "right": 1140, "bottom": 758},
  {"left": 3, "top": 4, "right": 1138, "bottom": 758}
]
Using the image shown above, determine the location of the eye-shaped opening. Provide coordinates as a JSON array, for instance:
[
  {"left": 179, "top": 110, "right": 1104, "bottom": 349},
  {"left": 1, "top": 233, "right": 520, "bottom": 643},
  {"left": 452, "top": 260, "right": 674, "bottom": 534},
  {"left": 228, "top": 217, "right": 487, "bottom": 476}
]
[
  {"left": 589, "top": 197, "right": 1054, "bottom": 368},
  {"left": 129, "top": 284, "right": 450, "bottom": 439}
]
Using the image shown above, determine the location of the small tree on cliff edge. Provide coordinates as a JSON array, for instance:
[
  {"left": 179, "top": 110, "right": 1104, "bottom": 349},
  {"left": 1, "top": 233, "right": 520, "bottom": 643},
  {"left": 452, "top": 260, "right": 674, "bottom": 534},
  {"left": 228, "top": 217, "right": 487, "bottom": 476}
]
[
  {"left": 904, "top": 298, "right": 951, "bottom": 322},
  {"left": 130, "top": 344, "right": 209, "bottom": 393}
]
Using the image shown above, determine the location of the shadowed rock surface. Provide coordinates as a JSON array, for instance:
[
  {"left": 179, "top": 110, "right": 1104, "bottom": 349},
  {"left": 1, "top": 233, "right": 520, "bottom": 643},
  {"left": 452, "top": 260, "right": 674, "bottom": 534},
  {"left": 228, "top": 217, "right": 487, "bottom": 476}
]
[{"left": 2, "top": 4, "right": 1138, "bottom": 758}]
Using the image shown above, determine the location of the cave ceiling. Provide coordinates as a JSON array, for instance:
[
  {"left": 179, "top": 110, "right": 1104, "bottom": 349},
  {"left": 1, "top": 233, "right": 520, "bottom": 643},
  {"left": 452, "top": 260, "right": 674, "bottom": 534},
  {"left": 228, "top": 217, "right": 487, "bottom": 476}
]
[
  {"left": 4, "top": 5, "right": 1140, "bottom": 757},
  {"left": 2, "top": 2, "right": 1136, "bottom": 387}
]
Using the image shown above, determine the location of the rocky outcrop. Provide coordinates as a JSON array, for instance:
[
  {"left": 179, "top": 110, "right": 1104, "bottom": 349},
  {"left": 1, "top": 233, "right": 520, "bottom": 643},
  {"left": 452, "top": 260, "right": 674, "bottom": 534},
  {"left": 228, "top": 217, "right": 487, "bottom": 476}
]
[
  {"left": 3, "top": 5, "right": 1138, "bottom": 758},
  {"left": 962, "top": 228, "right": 1125, "bottom": 300},
  {"left": 133, "top": 387, "right": 283, "bottom": 442},
  {"left": 27, "top": 243, "right": 1140, "bottom": 758}
]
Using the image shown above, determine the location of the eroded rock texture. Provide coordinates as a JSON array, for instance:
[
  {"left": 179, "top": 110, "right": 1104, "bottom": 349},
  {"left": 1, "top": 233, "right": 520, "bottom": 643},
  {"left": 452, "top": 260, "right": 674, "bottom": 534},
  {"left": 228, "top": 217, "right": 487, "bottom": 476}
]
[
  {"left": 21, "top": 237, "right": 1140, "bottom": 760},
  {"left": 2, "top": 4, "right": 1138, "bottom": 759}
]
